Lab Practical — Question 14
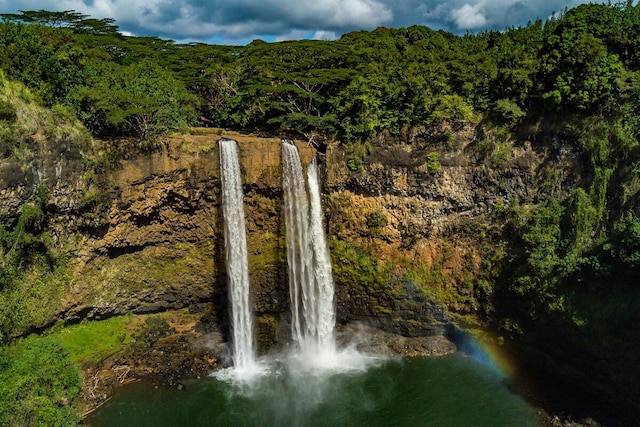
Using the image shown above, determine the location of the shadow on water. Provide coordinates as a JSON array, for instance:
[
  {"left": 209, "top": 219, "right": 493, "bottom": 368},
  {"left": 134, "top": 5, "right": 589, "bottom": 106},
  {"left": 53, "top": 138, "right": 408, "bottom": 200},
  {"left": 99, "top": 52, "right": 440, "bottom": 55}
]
[{"left": 447, "top": 325, "right": 637, "bottom": 426}]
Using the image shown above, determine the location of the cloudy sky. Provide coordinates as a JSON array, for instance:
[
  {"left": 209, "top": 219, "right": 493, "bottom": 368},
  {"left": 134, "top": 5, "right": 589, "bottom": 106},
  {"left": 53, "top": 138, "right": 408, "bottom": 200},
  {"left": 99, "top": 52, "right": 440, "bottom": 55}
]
[{"left": 0, "top": 0, "right": 616, "bottom": 45}]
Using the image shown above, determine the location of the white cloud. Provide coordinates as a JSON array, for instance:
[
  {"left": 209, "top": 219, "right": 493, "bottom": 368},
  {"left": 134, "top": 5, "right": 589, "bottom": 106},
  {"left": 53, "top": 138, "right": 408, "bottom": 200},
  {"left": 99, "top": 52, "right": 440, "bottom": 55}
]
[
  {"left": 451, "top": 3, "right": 487, "bottom": 29},
  {"left": 313, "top": 30, "right": 338, "bottom": 40},
  {"left": 275, "top": 0, "right": 392, "bottom": 28},
  {"left": 274, "top": 29, "right": 310, "bottom": 42},
  {"left": 0, "top": 0, "right": 614, "bottom": 44}
]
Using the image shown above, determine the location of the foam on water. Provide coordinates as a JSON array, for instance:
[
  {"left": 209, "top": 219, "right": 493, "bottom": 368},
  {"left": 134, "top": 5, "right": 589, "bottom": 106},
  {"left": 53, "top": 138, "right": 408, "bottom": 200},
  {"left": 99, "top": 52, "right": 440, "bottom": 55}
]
[{"left": 211, "top": 358, "right": 271, "bottom": 385}]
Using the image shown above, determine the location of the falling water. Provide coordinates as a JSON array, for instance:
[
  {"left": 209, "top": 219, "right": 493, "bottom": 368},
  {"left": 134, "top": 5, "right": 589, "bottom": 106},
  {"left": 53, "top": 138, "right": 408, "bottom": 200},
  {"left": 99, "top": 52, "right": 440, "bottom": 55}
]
[
  {"left": 219, "top": 138, "right": 255, "bottom": 370},
  {"left": 281, "top": 141, "right": 312, "bottom": 347},
  {"left": 307, "top": 160, "right": 336, "bottom": 353},
  {"left": 281, "top": 141, "right": 336, "bottom": 357}
]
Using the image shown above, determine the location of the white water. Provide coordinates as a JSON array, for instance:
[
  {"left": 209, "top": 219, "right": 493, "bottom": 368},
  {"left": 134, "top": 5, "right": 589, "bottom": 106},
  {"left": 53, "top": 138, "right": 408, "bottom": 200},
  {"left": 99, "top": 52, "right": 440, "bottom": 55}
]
[
  {"left": 307, "top": 160, "right": 336, "bottom": 354},
  {"left": 216, "top": 139, "right": 375, "bottom": 385},
  {"left": 219, "top": 138, "right": 256, "bottom": 372},
  {"left": 281, "top": 141, "right": 337, "bottom": 358}
]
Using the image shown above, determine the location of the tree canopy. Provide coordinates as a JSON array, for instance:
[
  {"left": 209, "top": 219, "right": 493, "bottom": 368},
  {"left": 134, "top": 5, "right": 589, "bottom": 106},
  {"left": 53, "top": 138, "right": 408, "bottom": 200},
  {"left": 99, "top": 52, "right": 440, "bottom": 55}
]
[{"left": 1, "top": 3, "right": 639, "bottom": 145}]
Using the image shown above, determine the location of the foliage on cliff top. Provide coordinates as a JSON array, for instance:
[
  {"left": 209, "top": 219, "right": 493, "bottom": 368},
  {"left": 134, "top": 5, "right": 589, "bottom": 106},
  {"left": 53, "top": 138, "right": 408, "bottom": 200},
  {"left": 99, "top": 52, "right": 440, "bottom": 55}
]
[
  {"left": 1, "top": 3, "right": 640, "bottom": 146},
  {"left": 0, "top": 70, "right": 90, "bottom": 158},
  {"left": 0, "top": 19, "right": 196, "bottom": 143}
]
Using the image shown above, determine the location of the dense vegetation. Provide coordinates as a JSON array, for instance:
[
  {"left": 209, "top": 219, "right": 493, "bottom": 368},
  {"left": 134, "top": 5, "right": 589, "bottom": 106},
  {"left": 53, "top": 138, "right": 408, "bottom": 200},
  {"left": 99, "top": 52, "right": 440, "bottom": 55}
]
[
  {"left": 1, "top": 2, "right": 640, "bottom": 425},
  {"left": 1, "top": 4, "right": 637, "bottom": 146},
  {"left": 0, "top": 337, "right": 82, "bottom": 426}
]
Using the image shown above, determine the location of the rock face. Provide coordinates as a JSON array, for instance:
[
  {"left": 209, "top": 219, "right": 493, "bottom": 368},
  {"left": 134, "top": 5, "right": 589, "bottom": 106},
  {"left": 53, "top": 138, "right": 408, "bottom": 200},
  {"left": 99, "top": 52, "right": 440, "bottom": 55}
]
[
  {"left": 61, "top": 133, "right": 316, "bottom": 347},
  {"left": 1, "top": 127, "right": 583, "bottom": 350},
  {"left": 0, "top": 132, "right": 88, "bottom": 226},
  {"left": 324, "top": 127, "right": 582, "bottom": 331}
]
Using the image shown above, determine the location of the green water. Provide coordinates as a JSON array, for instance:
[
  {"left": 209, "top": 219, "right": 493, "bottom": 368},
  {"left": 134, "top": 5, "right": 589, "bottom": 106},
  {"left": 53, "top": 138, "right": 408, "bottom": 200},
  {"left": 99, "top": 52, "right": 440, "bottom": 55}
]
[{"left": 86, "top": 354, "right": 540, "bottom": 427}]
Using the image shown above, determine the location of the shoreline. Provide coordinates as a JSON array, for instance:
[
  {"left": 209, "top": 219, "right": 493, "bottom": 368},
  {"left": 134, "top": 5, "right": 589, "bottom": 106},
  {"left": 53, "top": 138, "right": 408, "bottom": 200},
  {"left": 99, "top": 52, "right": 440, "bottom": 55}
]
[
  {"left": 76, "top": 314, "right": 605, "bottom": 427},
  {"left": 78, "top": 318, "right": 456, "bottom": 416}
]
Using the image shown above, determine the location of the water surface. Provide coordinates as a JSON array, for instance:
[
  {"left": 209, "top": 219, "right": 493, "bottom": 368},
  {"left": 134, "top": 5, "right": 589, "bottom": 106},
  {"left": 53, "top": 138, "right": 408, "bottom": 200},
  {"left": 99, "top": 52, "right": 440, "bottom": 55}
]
[{"left": 87, "top": 353, "right": 540, "bottom": 427}]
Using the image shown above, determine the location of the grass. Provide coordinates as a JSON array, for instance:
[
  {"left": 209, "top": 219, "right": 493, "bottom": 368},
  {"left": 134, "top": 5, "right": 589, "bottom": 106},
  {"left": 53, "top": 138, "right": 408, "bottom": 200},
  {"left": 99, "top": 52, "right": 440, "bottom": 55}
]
[
  {"left": 0, "top": 70, "right": 90, "bottom": 152},
  {"left": 47, "top": 310, "right": 200, "bottom": 367},
  {"left": 50, "top": 314, "right": 144, "bottom": 365}
]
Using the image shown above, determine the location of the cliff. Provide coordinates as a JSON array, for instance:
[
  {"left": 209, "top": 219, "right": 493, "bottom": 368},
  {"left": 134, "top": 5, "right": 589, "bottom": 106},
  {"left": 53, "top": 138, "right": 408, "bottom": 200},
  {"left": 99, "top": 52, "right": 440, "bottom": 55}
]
[
  {"left": 1, "top": 126, "right": 582, "bottom": 345},
  {"left": 9, "top": 124, "right": 639, "bottom": 424},
  {"left": 55, "top": 132, "right": 318, "bottom": 350},
  {"left": 325, "top": 126, "right": 582, "bottom": 325}
]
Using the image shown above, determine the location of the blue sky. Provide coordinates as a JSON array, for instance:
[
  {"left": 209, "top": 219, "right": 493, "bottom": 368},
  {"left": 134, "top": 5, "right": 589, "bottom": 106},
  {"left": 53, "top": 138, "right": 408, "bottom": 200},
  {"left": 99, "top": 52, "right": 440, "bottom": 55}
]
[{"left": 0, "top": 1, "right": 622, "bottom": 45}]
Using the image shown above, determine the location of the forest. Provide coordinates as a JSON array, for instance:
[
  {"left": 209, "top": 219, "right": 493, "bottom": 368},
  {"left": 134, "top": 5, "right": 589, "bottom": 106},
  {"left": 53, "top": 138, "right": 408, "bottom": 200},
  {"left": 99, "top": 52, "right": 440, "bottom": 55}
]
[
  {"left": 1, "top": 2, "right": 640, "bottom": 425},
  {"left": 0, "top": 4, "right": 637, "bottom": 145}
]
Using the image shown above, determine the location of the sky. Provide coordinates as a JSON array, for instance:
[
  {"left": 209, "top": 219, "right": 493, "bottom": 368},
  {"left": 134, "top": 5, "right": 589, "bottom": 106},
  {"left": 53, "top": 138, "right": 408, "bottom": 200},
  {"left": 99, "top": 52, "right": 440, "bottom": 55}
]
[{"left": 0, "top": 0, "right": 620, "bottom": 45}]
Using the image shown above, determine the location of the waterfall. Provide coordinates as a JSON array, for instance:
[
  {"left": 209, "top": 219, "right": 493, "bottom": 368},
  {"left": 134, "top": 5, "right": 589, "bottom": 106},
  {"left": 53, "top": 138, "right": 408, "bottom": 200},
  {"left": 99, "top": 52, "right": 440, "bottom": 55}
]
[
  {"left": 281, "top": 141, "right": 336, "bottom": 356},
  {"left": 281, "top": 141, "right": 312, "bottom": 346},
  {"left": 307, "top": 160, "right": 336, "bottom": 353},
  {"left": 219, "top": 138, "right": 255, "bottom": 370}
]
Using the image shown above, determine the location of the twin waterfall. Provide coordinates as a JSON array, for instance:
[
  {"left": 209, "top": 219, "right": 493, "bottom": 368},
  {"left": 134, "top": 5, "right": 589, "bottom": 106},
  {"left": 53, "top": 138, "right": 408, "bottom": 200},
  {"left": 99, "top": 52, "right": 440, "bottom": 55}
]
[
  {"left": 219, "top": 138, "right": 255, "bottom": 370},
  {"left": 282, "top": 142, "right": 336, "bottom": 356},
  {"left": 218, "top": 138, "right": 336, "bottom": 373}
]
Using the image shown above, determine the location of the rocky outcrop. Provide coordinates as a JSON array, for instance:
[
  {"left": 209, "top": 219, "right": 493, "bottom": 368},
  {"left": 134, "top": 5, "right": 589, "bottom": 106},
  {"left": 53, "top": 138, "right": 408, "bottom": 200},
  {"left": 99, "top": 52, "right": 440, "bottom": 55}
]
[
  {"left": 324, "top": 126, "right": 583, "bottom": 323},
  {"left": 326, "top": 127, "right": 582, "bottom": 237},
  {"left": 0, "top": 133, "right": 88, "bottom": 226}
]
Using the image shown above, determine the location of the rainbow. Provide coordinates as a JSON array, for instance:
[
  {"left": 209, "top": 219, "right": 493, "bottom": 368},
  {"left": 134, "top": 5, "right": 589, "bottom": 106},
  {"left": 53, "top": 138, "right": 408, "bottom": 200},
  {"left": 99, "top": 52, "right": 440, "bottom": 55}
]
[{"left": 452, "top": 329, "right": 519, "bottom": 378}]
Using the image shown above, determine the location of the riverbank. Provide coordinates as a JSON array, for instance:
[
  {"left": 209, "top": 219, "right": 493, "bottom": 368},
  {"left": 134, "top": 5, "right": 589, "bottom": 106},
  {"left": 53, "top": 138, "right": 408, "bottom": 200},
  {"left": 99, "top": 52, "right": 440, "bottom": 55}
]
[
  {"left": 75, "top": 311, "right": 604, "bottom": 427},
  {"left": 77, "top": 310, "right": 458, "bottom": 416}
]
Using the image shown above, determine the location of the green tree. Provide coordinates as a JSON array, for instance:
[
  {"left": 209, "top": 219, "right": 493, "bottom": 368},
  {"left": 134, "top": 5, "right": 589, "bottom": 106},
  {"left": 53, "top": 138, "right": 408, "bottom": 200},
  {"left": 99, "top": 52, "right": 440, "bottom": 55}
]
[
  {"left": 612, "top": 213, "right": 640, "bottom": 270},
  {"left": 539, "top": 5, "right": 624, "bottom": 111},
  {"left": 71, "top": 59, "right": 194, "bottom": 140},
  {"left": 333, "top": 63, "right": 405, "bottom": 142},
  {"left": 427, "top": 94, "right": 477, "bottom": 131},
  {"left": 238, "top": 40, "right": 352, "bottom": 141}
]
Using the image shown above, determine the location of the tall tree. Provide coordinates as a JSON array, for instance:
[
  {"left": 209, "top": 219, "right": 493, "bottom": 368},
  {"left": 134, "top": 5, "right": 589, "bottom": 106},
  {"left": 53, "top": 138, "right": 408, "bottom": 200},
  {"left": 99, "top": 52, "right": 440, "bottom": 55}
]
[{"left": 238, "top": 40, "right": 353, "bottom": 141}]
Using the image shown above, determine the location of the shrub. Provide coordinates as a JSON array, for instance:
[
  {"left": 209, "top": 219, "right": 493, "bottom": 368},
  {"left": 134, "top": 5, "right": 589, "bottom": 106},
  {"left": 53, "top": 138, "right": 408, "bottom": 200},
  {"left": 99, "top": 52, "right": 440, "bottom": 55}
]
[
  {"left": 19, "top": 203, "right": 45, "bottom": 233},
  {"left": 366, "top": 209, "right": 388, "bottom": 230},
  {"left": 428, "top": 94, "right": 478, "bottom": 131},
  {"left": 426, "top": 151, "right": 441, "bottom": 173},
  {"left": 0, "top": 99, "right": 16, "bottom": 121},
  {"left": 494, "top": 98, "right": 526, "bottom": 125},
  {"left": 0, "top": 337, "right": 82, "bottom": 426}
]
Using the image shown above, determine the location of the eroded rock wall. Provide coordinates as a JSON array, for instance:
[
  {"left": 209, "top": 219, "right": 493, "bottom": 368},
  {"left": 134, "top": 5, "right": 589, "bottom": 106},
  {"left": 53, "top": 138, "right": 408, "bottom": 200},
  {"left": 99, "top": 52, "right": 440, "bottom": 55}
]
[
  {"left": 64, "top": 134, "right": 315, "bottom": 342},
  {"left": 1, "top": 126, "right": 583, "bottom": 348},
  {"left": 324, "top": 127, "right": 583, "bottom": 328}
]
